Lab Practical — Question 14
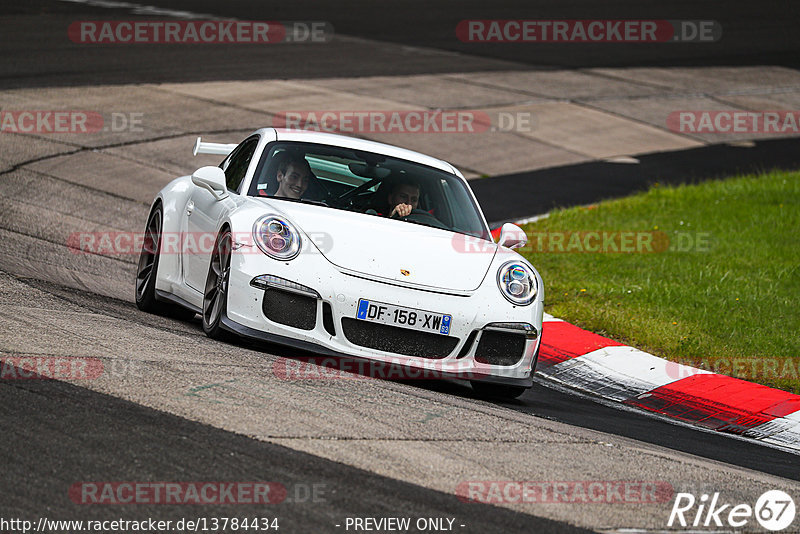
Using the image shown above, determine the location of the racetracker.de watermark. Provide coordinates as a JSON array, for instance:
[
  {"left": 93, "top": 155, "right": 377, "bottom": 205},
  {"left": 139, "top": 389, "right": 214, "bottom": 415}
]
[
  {"left": 665, "top": 358, "right": 800, "bottom": 382},
  {"left": 273, "top": 110, "right": 537, "bottom": 134},
  {"left": 69, "top": 482, "right": 288, "bottom": 505},
  {"left": 456, "top": 481, "right": 674, "bottom": 504},
  {"left": 0, "top": 357, "right": 104, "bottom": 380},
  {"left": 456, "top": 20, "right": 721, "bottom": 43},
  {"left": 0, "top": 355, "right": 142, "bottom": 381},
  {"left": 667, "top": 111, "right": 800, "bottom": 134},
  {"left": 67, "top": 231, "right": 333, "bottom": 255},
  {"left": 454, "top": 231, "right": 712, "bottom": 254},
  {"left": 273, "top": 356, "right": 493, "bottom": 381},
  {"left": 68, "top": 20, "right": 333, "bottom": 43},
  {"left": 0, "top": 111, "right": 143, "bottom": 134}
]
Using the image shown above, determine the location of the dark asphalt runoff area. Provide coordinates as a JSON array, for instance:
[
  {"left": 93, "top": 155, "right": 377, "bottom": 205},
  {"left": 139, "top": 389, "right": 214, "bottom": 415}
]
[
  {"left": 2, "top": 0, "right": 799, "bottom": 90},
  {"left": 476, "top": 137, "right": 800, "bottom": 224},
  {"left": 0, "top": 366, "right": 590, "bottom": 533}
]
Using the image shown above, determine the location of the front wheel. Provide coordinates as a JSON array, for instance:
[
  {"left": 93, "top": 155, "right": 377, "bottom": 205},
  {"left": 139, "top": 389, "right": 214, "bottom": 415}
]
[
  {"left": 471, "top": 381, "right": 529, "bottom": 400},
  {"left": 202, "top": 229, "right": 234, "bottom": 340},
  {"left": 135, "top": 205, "right": 195, "bottom": 320}
]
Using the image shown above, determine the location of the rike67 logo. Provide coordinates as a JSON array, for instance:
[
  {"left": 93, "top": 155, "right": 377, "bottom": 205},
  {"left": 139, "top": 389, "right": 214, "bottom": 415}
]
[{"left": 668, "top": 490, "right": 796, "bottom": 531}]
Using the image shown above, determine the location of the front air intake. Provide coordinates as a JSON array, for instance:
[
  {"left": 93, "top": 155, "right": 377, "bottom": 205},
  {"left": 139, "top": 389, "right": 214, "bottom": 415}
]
[
  {"left": 262, "top": 288, "right": 317, "bottom": 330},
  {"left": 474, "top": 330, "right": 526, "bottom": 366},
  {"left": 341, "top": 318, "right": 458, "bottom": 359}
]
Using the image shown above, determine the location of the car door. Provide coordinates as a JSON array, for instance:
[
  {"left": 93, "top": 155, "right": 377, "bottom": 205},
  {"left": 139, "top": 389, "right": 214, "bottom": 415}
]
[{"left": 183, "top": 136, "right": 259, "bottom": 292}]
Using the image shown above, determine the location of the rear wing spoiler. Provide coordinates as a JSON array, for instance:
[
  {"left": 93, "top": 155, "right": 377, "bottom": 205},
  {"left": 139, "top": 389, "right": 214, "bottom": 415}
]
[{"left": 193, "top": 136, "right": 238, "bottom": 156}]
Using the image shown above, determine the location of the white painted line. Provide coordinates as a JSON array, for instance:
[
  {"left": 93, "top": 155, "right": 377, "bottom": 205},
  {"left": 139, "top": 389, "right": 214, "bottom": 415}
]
[
  {"left": 514, "top": 213, "right": 549, "bottom": 225},
  {"left": 603, "top": 156, "right": 640, "bottom": 164},
  {"left": 56, "top": 0, "right": 224, "bottom": 19}
]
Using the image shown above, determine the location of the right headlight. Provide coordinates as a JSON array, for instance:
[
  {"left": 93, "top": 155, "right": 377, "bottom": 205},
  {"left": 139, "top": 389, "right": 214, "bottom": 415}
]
[
  {"left": 253, "top": 215, "right": 301, "bottom": 260},
  {"left": 496, "top": 260, "right": 537, "bottom": 306}
]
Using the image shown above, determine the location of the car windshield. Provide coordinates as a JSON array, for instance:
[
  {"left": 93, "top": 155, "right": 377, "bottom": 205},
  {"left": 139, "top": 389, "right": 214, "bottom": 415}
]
[{"left": 246, "top": 141, "right": 491, "bottom": 240}]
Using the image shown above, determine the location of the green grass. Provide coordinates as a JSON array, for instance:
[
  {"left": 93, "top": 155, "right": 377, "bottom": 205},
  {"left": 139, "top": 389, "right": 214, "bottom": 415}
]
[{"left": 519, "top": 170, "right": 800, "bottom": 393}]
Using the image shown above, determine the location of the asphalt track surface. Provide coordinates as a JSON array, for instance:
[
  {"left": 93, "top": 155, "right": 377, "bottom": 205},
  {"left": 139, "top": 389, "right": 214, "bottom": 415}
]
[{"left": 2, "top": 1, "right": 800, "bottom": 532}]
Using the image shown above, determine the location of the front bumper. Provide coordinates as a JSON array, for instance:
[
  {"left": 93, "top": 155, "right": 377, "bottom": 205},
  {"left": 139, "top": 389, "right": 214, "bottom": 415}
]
[{"left": 224, "top": 244, "right": 543, "bottom": 386}]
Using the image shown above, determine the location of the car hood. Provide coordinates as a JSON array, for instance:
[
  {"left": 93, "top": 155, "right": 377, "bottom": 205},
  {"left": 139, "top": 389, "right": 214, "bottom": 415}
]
[{"left": 257, "top": 199, "right": 497, "bottom": 292}]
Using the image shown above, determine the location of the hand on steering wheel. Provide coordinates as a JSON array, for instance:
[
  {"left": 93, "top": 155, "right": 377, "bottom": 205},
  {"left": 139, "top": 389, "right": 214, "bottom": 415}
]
[{"left": 389, "top": 203, "right": 414, "bottom": 218}]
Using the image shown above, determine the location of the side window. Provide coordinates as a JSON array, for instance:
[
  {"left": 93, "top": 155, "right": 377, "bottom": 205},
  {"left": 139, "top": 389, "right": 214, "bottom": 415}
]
[{"left": 220, "top": 137, "right": 259, "bottom": 192}]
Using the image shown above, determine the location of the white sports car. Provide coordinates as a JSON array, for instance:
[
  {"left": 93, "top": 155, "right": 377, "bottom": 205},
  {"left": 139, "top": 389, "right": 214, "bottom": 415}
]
[{"left": 136, "top": 129, "right": 543, "bottom": 398}]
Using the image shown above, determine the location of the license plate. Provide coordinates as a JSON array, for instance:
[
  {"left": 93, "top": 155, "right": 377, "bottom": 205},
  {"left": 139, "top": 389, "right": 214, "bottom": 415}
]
[{"left": 356, "top": 299, "right": 451, "bottom": 335}]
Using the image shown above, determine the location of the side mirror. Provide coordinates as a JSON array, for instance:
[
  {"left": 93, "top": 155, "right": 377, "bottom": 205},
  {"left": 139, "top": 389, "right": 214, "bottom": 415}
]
[
  {"left": 191, "top": 166, "right": 229, "bottom": 200},
  {"left": 497, "top": 222, "right": 527, "bottom": 249}
]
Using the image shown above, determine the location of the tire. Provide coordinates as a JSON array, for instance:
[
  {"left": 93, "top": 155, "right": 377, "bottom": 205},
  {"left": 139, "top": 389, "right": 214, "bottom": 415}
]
[
  {"left": 202, "top": 228, "right": 234, "bottom": 340},
  {"left": 470, "top": 381, "right": 529, "bottom": 400},
  {"left": 135, "top": 205, "right": 196, "bottom": 320}
]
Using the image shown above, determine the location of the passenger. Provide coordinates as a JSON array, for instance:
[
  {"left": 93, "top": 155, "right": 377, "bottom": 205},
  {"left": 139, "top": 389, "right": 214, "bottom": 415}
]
[{"left": 386, "top": 180, "right": 420, "bottom": 217}]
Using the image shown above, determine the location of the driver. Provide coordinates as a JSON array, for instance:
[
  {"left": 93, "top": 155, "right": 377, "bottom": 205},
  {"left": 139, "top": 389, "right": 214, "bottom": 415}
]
[
  {"left": 387, "top": 180, "right": 420, "bottom": 217},
  {"left": 274, "top": 153, "right": 313, "bottom": 199}
]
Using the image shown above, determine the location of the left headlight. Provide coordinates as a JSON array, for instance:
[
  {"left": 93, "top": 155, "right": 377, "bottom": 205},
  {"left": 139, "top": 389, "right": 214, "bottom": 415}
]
[
  {"left": 497, "top": 260, "right": 537, "bottom": 306},
  {"left": 253, "top": 215, "right": 301, "bottom": 260}
]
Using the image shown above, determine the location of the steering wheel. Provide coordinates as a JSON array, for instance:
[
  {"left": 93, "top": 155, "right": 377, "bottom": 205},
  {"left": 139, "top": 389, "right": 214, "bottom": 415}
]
[{"left": 394, "top": 209, "right": 450, "bottom": 230}]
